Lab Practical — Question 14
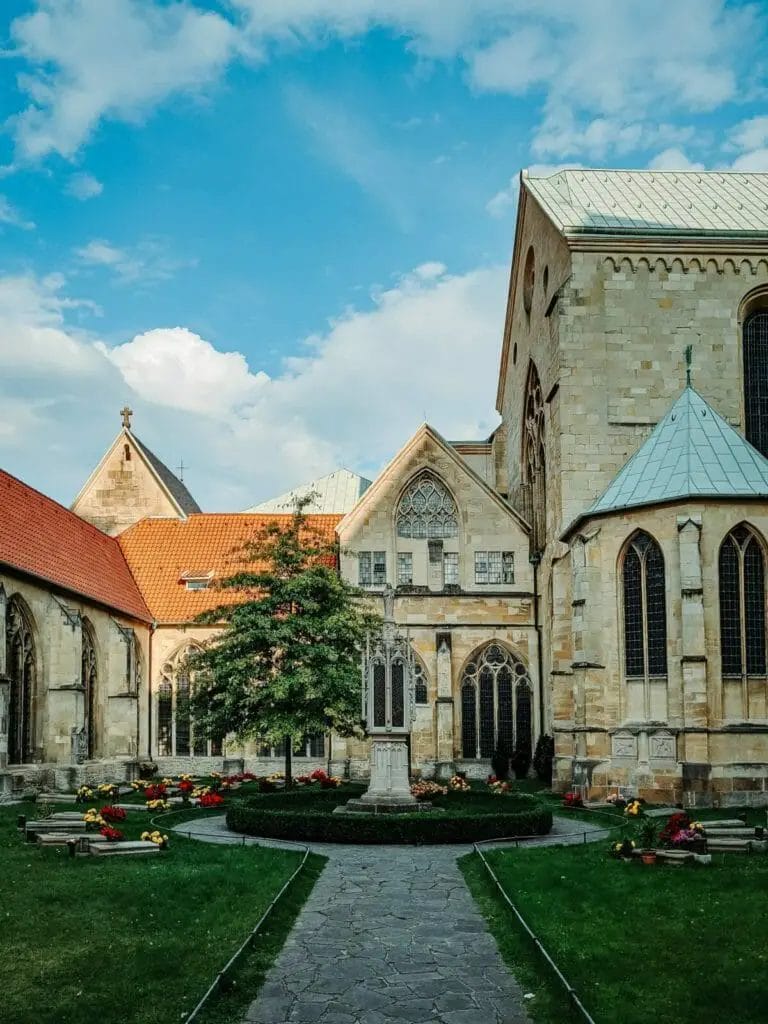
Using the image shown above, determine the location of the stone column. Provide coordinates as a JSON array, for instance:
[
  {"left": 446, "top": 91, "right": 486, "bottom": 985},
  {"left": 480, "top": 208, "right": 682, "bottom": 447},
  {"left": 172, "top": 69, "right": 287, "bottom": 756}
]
[
  {"left": 677, "top": 516, "right": 710, "bottom": 774},
  {"left": 434, "top": 633, "right": 454, "bottom": 779}
]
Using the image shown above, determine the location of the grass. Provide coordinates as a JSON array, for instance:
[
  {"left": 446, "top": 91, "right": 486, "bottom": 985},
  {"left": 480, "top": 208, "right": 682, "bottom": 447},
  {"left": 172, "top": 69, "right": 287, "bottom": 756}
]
[
  {"left": 461, "top": 833, "right": 768, "bottom": 1024},
  {"left": 0, "top": 802, "right": 324, "bottom": 1024}
]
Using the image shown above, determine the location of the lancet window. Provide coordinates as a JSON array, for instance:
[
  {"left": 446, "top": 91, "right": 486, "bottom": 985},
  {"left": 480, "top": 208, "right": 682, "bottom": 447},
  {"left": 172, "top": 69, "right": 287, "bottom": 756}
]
[
  {"left": 522, "top": 362, "right": 546, "bottom": 553},
  {"left": 81, "top": 619, "right": 98, "bottom": 759},
  {"left": 622, "top": 531, "right": 667, "bottom": 719},
  {"left": 396, "top": 473, "right": 458, "bottom": 540},
  {"left": 157, "top": 645, "right": 222, "bottom": 757},
  {"left": 719, "top": 525, "right": 767, "bottom": 694},
  {"left": 460, "top": 644, "right": 532, "bottom": 759},
  {"left": 744, "top": 311, "right": 768, "bottom": 458},
  {"left": 6, "top": 595, "right": 37, "bottom": 764}
]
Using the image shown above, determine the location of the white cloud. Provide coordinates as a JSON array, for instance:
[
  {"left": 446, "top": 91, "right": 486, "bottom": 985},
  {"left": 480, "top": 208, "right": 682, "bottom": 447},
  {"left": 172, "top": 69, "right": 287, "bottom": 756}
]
[
  {"left": 100, "top": 327, "right": 269, "bottom": 417},
  {"left": 648, "top": 148, "right": 705, "bottom": 171},
  {"left": 9, "top": 0, "right": 240, "bottom": 161},
  {"left": 727, "top": 117, "right": 768, "bottom": 171},
  {"left": 75, "top": 237, "right": 194, "bottom": 284},
  {"left": 65, "top": 172, "right": 103, "bottom": 200},
  {"left": 0, "top": 262, "right": 505, "bottom": 508},
  {"left": 0, "top": 196, "right": 35, "bottom": 230},
  {"left": 486, "top": 163, "right": 585, "bottom": 218},
  {"left": 731, "top": 149, "right": 768, "bottom": 172}
]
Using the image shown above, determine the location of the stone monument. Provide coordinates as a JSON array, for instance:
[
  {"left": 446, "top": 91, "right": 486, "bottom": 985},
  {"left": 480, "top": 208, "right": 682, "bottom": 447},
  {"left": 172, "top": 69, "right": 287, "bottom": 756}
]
[{"left": 342, "top": 586, "right": 423, "bottom": 813}]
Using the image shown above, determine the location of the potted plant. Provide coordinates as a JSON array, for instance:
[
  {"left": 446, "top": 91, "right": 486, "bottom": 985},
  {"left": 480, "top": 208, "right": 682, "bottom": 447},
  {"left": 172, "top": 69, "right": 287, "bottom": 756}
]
[{"left": 638, "top": 817, "right": 658, "bottom": 864}]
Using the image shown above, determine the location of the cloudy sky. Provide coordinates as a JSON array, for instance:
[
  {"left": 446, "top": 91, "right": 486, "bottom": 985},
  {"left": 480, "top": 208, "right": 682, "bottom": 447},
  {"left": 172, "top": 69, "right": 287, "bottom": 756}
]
[{"left": 1, "top": 0, "right": 767, "bottom": 510}]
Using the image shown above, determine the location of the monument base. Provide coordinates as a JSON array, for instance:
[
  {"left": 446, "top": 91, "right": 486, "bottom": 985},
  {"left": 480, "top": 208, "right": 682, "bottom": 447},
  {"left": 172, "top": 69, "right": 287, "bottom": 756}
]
[{"left": 342, "top": 733, "right": 422, "bottom": 814}]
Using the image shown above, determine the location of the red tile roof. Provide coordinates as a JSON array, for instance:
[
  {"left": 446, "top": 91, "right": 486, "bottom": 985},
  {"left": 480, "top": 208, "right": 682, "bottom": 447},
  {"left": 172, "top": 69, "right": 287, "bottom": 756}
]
[
  {"left": 118, "top": 513, "right": 343, "bottom": 624},
  {"left": 0, "top": 469, "right": 151, "bottom": 622}
]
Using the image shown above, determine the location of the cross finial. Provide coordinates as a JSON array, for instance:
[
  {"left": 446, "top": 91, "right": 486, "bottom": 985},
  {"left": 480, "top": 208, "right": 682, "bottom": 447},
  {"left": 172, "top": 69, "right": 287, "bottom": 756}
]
[
  {"left": 176, "top": 457, "right": 186, "bottom": 482},
  {"left": 684, "top": 344, "right": 693, "bottom": 387},
  {"left": 120, "top": 405, "right": 133, "bottom": 429}
]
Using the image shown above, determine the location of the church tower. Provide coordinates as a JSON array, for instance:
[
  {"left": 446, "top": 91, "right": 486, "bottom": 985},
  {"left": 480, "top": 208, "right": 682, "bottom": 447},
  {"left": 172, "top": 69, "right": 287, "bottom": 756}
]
[{"left": 71, "top": 407, "right": 200, "bottom": 536}]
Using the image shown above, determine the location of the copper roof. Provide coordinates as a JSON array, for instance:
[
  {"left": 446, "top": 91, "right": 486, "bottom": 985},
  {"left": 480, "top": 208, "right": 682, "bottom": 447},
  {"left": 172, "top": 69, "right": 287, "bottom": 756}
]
[{"left": 0, "top": 469, "right": 151, "bottom": 621}]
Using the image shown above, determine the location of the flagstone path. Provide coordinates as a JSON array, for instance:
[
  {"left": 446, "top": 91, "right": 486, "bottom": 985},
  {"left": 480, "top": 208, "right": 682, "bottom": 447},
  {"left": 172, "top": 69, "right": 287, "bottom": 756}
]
[{"left": 177, "top": 815, "right": 607, "bottom": 1024}]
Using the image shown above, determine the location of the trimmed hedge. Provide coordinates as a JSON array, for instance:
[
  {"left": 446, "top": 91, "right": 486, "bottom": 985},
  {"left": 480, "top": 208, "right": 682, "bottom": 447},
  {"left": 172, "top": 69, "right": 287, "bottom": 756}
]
[{"left": 226, "top": 788, "right": 552, "bottom": 844}]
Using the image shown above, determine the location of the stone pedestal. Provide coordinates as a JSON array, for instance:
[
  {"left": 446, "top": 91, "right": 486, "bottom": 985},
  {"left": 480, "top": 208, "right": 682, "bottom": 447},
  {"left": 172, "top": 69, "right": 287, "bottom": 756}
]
[{"left": 343, "top": 736, "right": 422, "bottom": 813}]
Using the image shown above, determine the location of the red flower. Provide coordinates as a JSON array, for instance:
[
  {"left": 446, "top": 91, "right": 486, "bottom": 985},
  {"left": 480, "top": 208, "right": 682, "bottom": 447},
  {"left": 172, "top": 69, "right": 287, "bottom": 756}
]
[
  {"left": 563, "top": 793, "right": 584, "bottom": 807},
  {"left": 659, "top": 812, "right": 691, "bottom": 846},
  {"left": 178, "top": 779, "right": 194, "bottom": 794},
  {"left": 310, "top": 769, "right": 328, "bottom": 782},
  {"left": 99, "top": 825, "right": 124, "bottom": 842},
  {"left": 199, "top": 792, "right": 225, "bottom": 808},
  {"left": 100, "top": 805, "right": 127, "bottom": 823},
  {"left": 144, "top": 784, "right": 167, "bottom": 801}
]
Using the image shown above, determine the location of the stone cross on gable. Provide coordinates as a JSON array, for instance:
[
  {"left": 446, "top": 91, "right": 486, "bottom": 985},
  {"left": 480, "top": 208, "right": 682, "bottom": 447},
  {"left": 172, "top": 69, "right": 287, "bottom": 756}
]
[{"left": 120, "top": 406, "right": 133, "bottom": 429}]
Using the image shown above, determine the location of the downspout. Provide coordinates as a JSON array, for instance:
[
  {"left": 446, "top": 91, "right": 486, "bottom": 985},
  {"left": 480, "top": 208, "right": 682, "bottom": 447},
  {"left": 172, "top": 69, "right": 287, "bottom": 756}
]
[
  {"left": 146, "top": 621, "right": 155, "bottom": 759},
  {"left": 531, "top": 552, "right": 545, "bottom": 737}
]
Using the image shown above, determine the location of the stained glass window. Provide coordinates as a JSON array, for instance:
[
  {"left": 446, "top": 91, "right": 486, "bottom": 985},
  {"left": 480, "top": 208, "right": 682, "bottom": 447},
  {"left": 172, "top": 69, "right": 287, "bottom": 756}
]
[
  {"left": 396, "top": 473, "right": 458, "bottom": 539},
  {"left": 373, "top": 661, "right": 386, "bottom": 727},
  {"left": 6, "top": 595, "right": 37, "bottom": 764},
  {"left": 414, "top": 661, "right": 428, "bottom": 704},
  {"left": 719, "top": 525, "right": 767, "bottom": 681},
  {"left": 522, "top": 361, "right": 546, "bottom": 552},
  {"left": 460, "top": 644, "right": 533, "bottom": 760},
  {"left": 81, "top": 620, "right": 98, "bottom": 759},
  {"left": 157, "top": 679, "right": 172, "bottom": 757},
  {"left": 392, "top": 660, "right": 405, "bottom": 727},
  {"left": 158, "top": 644, "right": 221, "bottom": 757}
]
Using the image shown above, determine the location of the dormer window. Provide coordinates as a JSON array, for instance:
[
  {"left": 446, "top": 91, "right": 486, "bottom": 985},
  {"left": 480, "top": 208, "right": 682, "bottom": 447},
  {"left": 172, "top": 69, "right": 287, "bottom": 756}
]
[{"left": 180, "top": 570, "right": 214, "bottom": 591}]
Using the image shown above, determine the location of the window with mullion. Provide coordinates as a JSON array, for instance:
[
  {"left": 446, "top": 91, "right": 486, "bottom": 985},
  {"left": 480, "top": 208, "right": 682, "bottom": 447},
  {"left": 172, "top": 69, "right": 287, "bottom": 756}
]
[{"left": 621, "top": 532, "right": 667, "bottom": 719}]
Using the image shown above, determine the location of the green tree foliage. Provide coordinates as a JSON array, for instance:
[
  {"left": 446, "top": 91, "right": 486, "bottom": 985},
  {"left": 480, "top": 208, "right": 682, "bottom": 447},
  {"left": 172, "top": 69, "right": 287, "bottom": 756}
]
[{"left": 189, "top": 498, "right": 380, "bottom": 781}]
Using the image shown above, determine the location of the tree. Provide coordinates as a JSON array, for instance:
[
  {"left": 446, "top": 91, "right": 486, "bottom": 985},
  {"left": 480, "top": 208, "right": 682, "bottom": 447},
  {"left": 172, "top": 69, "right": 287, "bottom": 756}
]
[{"left": 189, "top": 498, "right": 380, "bottom": 783}]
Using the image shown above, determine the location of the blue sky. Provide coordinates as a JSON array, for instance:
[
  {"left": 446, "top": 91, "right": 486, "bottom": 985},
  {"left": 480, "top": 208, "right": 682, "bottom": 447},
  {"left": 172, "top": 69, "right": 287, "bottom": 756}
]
[{"left": 0, "top": 0, "right": 767, "bottom": 511}]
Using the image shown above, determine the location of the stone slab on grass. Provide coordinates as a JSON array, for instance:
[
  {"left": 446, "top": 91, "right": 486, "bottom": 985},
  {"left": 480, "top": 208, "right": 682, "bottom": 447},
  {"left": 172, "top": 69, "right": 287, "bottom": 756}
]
[{"left": 89, "top": 840, "right": 160, "bottom": 857}]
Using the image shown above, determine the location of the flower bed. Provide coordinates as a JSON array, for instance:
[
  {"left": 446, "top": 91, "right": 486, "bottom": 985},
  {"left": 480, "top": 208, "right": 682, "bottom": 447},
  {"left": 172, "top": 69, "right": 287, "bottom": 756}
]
[{"left": 226, "top": 786, "right": 552, "bottom": 844}]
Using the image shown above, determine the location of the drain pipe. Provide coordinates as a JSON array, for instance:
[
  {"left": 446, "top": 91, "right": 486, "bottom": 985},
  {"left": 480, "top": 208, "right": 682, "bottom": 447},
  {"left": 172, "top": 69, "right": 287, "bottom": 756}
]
[{"left": 530, "top": 552, "right": 545, "bottom": 737}]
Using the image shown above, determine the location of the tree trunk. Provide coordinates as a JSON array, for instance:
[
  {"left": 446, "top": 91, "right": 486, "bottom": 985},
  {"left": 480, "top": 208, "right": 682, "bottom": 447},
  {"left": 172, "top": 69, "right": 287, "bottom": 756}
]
[{"left": 284, "top": 736, "right": 293, "bottom": 787}]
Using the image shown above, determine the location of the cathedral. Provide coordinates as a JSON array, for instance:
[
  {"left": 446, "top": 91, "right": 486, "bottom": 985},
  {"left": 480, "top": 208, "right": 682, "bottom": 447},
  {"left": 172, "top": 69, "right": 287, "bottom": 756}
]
[{"left": 3, "top": 167, "right": 768, "bottom": 807}]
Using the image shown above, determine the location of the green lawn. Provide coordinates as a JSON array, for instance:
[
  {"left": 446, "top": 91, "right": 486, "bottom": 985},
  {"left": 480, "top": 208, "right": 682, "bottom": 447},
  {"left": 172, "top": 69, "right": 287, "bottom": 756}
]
[
  {"left": 0, "top": 802, "right": 324, "bottom": 1024},
  {"left": 461, "top": 838, "right": 768, "bottom": 1024}
]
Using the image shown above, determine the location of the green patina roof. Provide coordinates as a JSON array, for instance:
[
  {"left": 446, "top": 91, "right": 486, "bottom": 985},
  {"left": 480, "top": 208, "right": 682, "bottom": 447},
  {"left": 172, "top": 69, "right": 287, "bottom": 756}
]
[{"left": 588, "top": 387, "right": 768, "bottom": 518}]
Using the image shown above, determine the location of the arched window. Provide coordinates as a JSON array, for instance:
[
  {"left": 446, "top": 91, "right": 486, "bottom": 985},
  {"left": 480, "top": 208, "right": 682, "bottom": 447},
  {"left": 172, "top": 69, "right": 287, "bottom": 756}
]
[
  {"left": 6, "top": 596, "right": 37, "bottom": 764},
  {"left": 396, "top": 473, "right": 458, "bottom": 539},
  {"left": 81, "top": 620, "right": 98, "bottom": 759},
  {"left": 622, "top": 532, "right": 667, "bottom": 718},
  {"left": 522, "top": 361, "right": 546, "bottom": 553},
  {"left": 719, "top": 526, "right": 766, "bottom": 701},
  {"left": 157, "top": 645, "right": 222, "bottom": 757},
  {"left": 414, "top": 660, "right": 428, "bottom": 704},
  {"left": 744, "top": 311, "right": 768, "bottom": 457},
  {"left": 460, "top": 644, "right": 532, "bottom": 759}
]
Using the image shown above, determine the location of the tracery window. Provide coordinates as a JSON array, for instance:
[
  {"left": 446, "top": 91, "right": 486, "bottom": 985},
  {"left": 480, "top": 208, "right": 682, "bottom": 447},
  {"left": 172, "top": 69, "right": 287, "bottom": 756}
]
[
  {"left": 622, "top": 532, "right": 667, "bottom": 718},
  {"left": 156, "top": 645, "right": 222, "bottom": 757},
  {"left": 396, "top": 473, "right": 458, "bottom": 539},
  {"left": 414, "top": 660, "right": 428, "bottom": 704},
  {"left": 744, "top": 312, "right": 768, "bottom": 458},
  {"left": 460, "top": 644, "right": 532, "bottom": 760},
  {"left": 81, "top": 619, "right": 98, "bottom": 759},
  {"left": 256, "top": 734, "right": 326, "bottom": 758},
  {"left": 6, "top": 595, "right": 37, "bottom": 764},
  {"left": 522, "top": 362, "right": 546, "bottom": 553},
  {"left": 719, "top": 526, "right": 766, "bottom": 707}
]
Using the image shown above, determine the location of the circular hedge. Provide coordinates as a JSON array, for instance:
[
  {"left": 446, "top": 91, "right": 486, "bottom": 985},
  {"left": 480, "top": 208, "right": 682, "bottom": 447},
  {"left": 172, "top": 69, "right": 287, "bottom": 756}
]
[{"left": 225, "top": 785, "right": 552, "bottom": 844}]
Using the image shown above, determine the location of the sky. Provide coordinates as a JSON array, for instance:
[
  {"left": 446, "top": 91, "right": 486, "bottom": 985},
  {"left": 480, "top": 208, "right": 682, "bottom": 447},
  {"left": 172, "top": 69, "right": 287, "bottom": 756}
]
[{"left": 1, "top": 0, "right": 767, "bottom": 511}]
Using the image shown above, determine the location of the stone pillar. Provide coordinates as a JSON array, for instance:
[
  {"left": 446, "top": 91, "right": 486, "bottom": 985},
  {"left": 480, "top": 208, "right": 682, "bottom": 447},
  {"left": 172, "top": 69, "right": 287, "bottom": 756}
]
[
  {"left": 570, "top": 532, "right": 605, "bottom": 771},
  {"left": 434, "top": 633, "right": 454, "bottom": 778},
  {"left": 0, "top": 674, "right": 9, "bottom": 771},
  {"left": 46, "top": 602, "right": 83, "bottom": 764},
  {"left": 677, "top": 516, "right": 710, "bottom": 774}
]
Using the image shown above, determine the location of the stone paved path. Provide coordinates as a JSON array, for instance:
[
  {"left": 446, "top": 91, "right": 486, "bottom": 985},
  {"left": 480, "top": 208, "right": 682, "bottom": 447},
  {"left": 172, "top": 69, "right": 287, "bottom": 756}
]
[{"left": 176, "top": 816, "right": 608, "bottom": 1024}]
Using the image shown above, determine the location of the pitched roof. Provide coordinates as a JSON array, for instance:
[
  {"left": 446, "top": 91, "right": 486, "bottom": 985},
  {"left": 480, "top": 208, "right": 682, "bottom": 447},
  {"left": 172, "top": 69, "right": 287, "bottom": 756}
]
[
  {"left": 524, "top": 168, "right": 768, "bottom": 237},
  {"left": 130, "top": 433, "right": 201, "bottom": 515},
  {"left": 568, "top": 387, "right": 768, "bottom": 533},
  {"left": 246, "top": 469, "right": 371, "bottom": 514},
  {"left": 118, "top": 513, "right": 342, "bottom": 623},
  {"left": 0, "top": 469, "right": 151, "bottom": 621}
]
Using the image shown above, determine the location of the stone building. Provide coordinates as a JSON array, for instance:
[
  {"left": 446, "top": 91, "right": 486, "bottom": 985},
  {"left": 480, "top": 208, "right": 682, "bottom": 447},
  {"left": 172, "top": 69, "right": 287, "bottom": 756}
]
[
  {"left": 0, "top": 468, "right": 151, "bottom": 793},
  {"left": 4, "top": 167, "right": 768, "bottom": 805}
]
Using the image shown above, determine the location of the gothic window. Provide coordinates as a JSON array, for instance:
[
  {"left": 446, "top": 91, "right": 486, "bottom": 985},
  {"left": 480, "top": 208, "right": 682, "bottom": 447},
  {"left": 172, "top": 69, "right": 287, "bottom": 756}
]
[
  {"left": 460, "top": 644, "right": 533, "bottom": 759},
  {"left": 522, "top": 362, "right": 546, "bottom": 553},
  {"left": 744, "top": 312, "right": 768, "bottom": 458},
  {"left": 157, "top": 645, "right": 222, "bottom": 757},
  {"left": 396, "top": 473, "right": 458, "bottom": 539},
  {"left": 6, "top": 596, "right": 37, "bottom": 764},
  {"left": 81, "top": 620, "right": 98, "bottom": 759},
  {"left": 414, "top": 660, "right": 428, "bottom": 704},
  {"left": 622, "top": 532, "right": 667, "bottom": 717},
  {"left": 719, "top": 525, "right": 767, "bottom": 688}
]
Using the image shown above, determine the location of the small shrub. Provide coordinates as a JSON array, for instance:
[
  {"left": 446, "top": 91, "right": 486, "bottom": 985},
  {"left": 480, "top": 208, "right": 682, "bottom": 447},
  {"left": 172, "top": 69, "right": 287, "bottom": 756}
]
[
  {"left": 491, "top": 748, "right": 510, "bottom": 780},
  {"left": 510, "top": 741, "right": 532, "bottom": 779}
]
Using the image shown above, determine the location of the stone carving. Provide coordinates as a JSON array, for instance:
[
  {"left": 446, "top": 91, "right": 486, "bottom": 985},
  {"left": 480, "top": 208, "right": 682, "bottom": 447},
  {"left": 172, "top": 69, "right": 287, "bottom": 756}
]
[
  {"left": 611, "top": 731, "right": 637, "bottom": 759},
  {"left": 71, "top": 726, "right": 88, "bottom": 765},
  {"left": 649, "top": 730, "right": 676, "bottom": 761}
]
